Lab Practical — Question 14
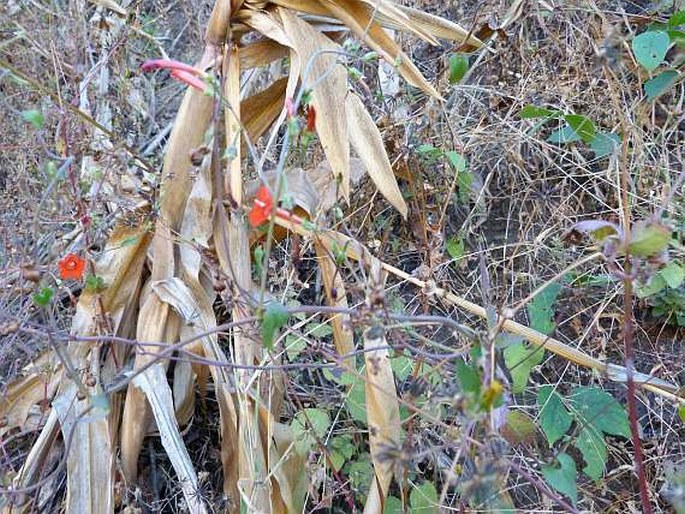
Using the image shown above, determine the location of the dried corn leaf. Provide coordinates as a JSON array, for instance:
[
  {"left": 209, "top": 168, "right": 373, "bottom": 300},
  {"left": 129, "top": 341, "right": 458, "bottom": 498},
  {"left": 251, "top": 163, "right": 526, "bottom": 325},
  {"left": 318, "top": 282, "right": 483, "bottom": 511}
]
[
  {"left": 346, "top": 92, "right": 407, "bottom": 217},
  {"left": 120, "top": 292, "right": 178, "bottom": 482},
  {"left": 280, "top": 8, "right": 351, "bottom": 198},
  {"left": 216, "top": 43, "right": 272, "bottom": 512},
  {"left": 362, "top": 257, "right": 400, "bottom": 513},
  {"left": 322, "top": 0, "right": 440, "bottom": 98},
  {"left": 206, "top": 0, "right": 231, "bottom": 46},
  {"left": 314, "top": 241, "right": 354, "bottom": 367},
  {"left": 132, "top": 363, "right": 208, "bottom": 514},
  {"left": 258, "top": 406, "right": 308, "bottom": 513},
  {"left": 242, "top": 77, "right": 288, "bottom": 149},
  {"left": 53, "top": 387, "right": 114, "bottom": 514},
  {"left": 390, "top": 5, "right": 482, "bottom": 47},
  {"left": 240, "top": 39, "right": 289, "bottom": 69},
  {"left": 236, "top": 8, "right": 292, "bottom": 47},
  {"left": 354, "top": 0, "right": 439, "bottom": 45},
  {"left": 0, "top": 353, "right": 60, "bottom": 436}
]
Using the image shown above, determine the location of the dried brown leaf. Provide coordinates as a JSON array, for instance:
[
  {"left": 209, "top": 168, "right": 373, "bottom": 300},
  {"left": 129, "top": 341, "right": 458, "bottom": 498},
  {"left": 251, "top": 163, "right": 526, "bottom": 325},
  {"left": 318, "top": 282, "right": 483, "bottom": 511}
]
[
  {"left": 314, "top": 241, "right": 354, "bottom": 367},
  {"left": 280, "top": 8, "right": 351, "bottom": 197},
  {"left": 323, "top": 0, "right": 440, "bottom": 97},
  {"left": 346, "top": 92, "right": 407, "bottom": 217},
  {"left": 242, "top": 77, "right": 288, "bottom": 149},
  {"left": 132, "top": 364, "right": 208, "bottom": 514},
  {"left": 240, "top": 39, "right": 289, "bottom": 69},
  {"left": 362, "top": 323, "right": 401, "bottom": 513}
]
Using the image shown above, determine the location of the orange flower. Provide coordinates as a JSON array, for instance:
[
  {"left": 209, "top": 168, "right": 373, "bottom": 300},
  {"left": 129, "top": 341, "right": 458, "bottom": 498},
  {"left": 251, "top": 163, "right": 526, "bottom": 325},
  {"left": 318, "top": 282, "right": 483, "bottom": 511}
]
[
  {"left": 249, "top": 186, "right": 274, "bottom": 227},
  {"left": 58, "top": 253, "right": 86, "bottom": 280}
]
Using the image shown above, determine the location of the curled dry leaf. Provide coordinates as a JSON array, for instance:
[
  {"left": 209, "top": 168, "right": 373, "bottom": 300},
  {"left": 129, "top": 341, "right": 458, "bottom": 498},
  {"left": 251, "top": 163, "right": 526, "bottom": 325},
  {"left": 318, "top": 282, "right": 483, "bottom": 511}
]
[
  {"left": 362, "top": 324, "right": 401, "bottom": 514},
  {"left": 346, "top": 92, "right": 407, "bottom": 218},
  {"left": 280, "top": 7, "right": 351, "bottom": 198}
]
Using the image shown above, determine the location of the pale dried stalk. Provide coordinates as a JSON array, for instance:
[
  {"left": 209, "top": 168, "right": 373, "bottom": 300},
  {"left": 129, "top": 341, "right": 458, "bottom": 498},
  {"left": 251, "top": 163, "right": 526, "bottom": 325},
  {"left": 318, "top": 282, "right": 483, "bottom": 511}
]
[{"left": 274, "top": 218, "right": 682, "bottom": 404}]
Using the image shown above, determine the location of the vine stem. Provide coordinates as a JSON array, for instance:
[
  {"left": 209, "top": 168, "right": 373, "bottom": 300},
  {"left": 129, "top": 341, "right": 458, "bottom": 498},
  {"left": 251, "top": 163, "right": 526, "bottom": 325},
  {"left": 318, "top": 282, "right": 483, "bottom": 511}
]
[{"left": 603, "top": 63, "right": 652, "bottom": 513}]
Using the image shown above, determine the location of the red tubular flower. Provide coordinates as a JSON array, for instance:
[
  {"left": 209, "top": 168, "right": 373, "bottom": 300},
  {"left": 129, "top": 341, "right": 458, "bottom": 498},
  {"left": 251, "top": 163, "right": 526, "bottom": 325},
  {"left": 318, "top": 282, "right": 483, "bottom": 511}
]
[
  {"left": 58, "top": 253, "right": 86, "bottom": 280},
  {"left": 306, "top": 105, "right": 316, "bottom": 132},
  {"left": 141, "top": 59, "right": 208, "bottom": 93},
  {"left": 249, "top": 186, "right": 274, "bottom": 227}
]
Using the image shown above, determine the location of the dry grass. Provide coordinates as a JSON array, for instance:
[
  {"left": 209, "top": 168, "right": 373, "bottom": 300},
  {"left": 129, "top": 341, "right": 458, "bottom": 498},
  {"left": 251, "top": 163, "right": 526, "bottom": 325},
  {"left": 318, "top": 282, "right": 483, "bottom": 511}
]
[{"left": 1, "top": 0, "right": 683, "bottom": 512}]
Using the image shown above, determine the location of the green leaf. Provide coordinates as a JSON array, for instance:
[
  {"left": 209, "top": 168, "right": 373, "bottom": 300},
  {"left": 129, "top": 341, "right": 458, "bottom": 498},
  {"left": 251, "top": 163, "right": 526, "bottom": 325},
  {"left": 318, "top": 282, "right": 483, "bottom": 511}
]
[
  {"left": 347, "top": 374, "right": 368, "bottom": 424},
  {"left": 410, "top": 481, "right": 438, "bottom": 513},
  {"left": 538, "top": 385, "right": 573, "bottom": 446},
  {"left": 502, "top": 410, "right": 538, "bottom": 445},
  {"left": 520, "top": 105, "right": 560, "bottom": 119},
  {"left": 457, "top": 170, "right": 474, "bottom": 204},
  {"left": 575, "top": 425, "right": 607, "bottom": 479},
  {"left": 679, "top": 405, "right": 685, "bottom": 423},
  {"left": 261, "top": 301, "right": 289, "bottom": 350},
  {"left": 390, "top": 352, "right": 413, "bottom": 380},
  {"left": 570, "top": 386, "right": 631, "bottom": 439},
  {"left": 504, "top": 342, "right": 545, "bottom": 393},
  {"left": 445, "top": 150, "right": 466, "bottom": 172},
  {"left": 542, "top": 453, "right": 578, "bottom": 505},
  {"left": 291, "top": 408, "right": 331, "bottom": 454},
  {"left": 660, "top": 262, "right": 685, "bottom": 289},
  {"left": 285, "top": 334, "right": 307, "bottom": 361},
  {"left": 564, "top": 114, "right": 596, "bottom": 144},
  {"left": 628, "top": 222, "right": 671, "bottom": 258},
  {"left": 448, "top": 53, "right": 469, "bottom": 84},
  {"left": 347, "top": 457, "right": 373, "bottom": 497},
  {"left": 668, "top": 11, "right": 685, "bottom": 28},
  {"left": 329, "top": 434, "right": 356, "bottom": 471},
  {"left": 253, "top": 245, "right": 265, "bottom": 277},
  {"left": 32, "top": 287, "right": 54, "bottom": 307},
  {"left": 528, "top": 282, "right": 562, "bottom": 335},
  {"left": 632, "top": 30, "right": 670, "bottom": 71},
  {"left": 644, "top": 70, "right": 681, "bottom": 101},
  {"left": 85, "top": 274, "right": 106, "bottom": 293},
  {"left": 384, "top": 496, "right": 404, "bottom": 514},
  {"left": 590, "top": 132, "right": 621, "bottom": 158},
  {"left": 416, "top": 144, "right": 442, "bottom": 162},
  {"left": 547, "top": 125, "right": 582, "bottom": 144},
  {"left": 636, "top": 273, "right": 667, "bottom": 298},
  {"left": 455, "top": 358, "right": 481, "bottom": 396},
  {"left": 22, "top": 109, "right": 44, "bottom": 129},
  {"left": 446, "top": 236, "right": 465, "bottom": 261}
]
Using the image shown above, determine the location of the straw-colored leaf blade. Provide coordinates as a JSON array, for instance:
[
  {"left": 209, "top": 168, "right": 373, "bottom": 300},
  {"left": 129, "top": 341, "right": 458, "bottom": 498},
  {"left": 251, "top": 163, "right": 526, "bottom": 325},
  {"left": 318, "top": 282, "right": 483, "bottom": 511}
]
[
  {"left": 362, "top": 326, "right": 401, "bottom": 513},
  {"left": 280, "top": 8, "right": 351, "bottom": 198},
  {"left": 236, "top": 8, "right": 292, "bottom": 47},
  {"left": 354, "top": 0, "right": 439, "bottom": 45},
  {"left": 120, "top": 292, "right": 176, "bottom": 483},
  {"left": 0, "top": 353, "right": 60, "bottom": 436},
  {"left": 132, "top": 363, "right": 208, "bottom": 514},
  {"left": 225, "top": 45, "right": 243, "bottom": 206},
  {"left": 346, "top": 93, "right": 407, "bottom": 217},
  {"left": 314, "top": 242, "right": 354, "bottom": 367},
  {"left": 242, "top": 77, "right": 288, "bottom": 147},
  {"left": 206, "top": 0, "right": 231, "bottom": 46},
  {"left": 268, "top": 0, "right": 330, "bottom": 17},
  {"left": 322, "top": 0, "right": 440, "bottom": 98},
  {"left": 53, "top": 387, "right": 114, "bottom": 514},
  {"left": 258, "top": 406, "right": 308, "bottom": 513},
  {"left": 240, "top": 38, "right": 289, "bottom": 69},
  {"left": 392, "top": 5, "right": 482, "bottom": 47},
  {"left": 158, "top": 87, "right": 214, "bottom": 233}
]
